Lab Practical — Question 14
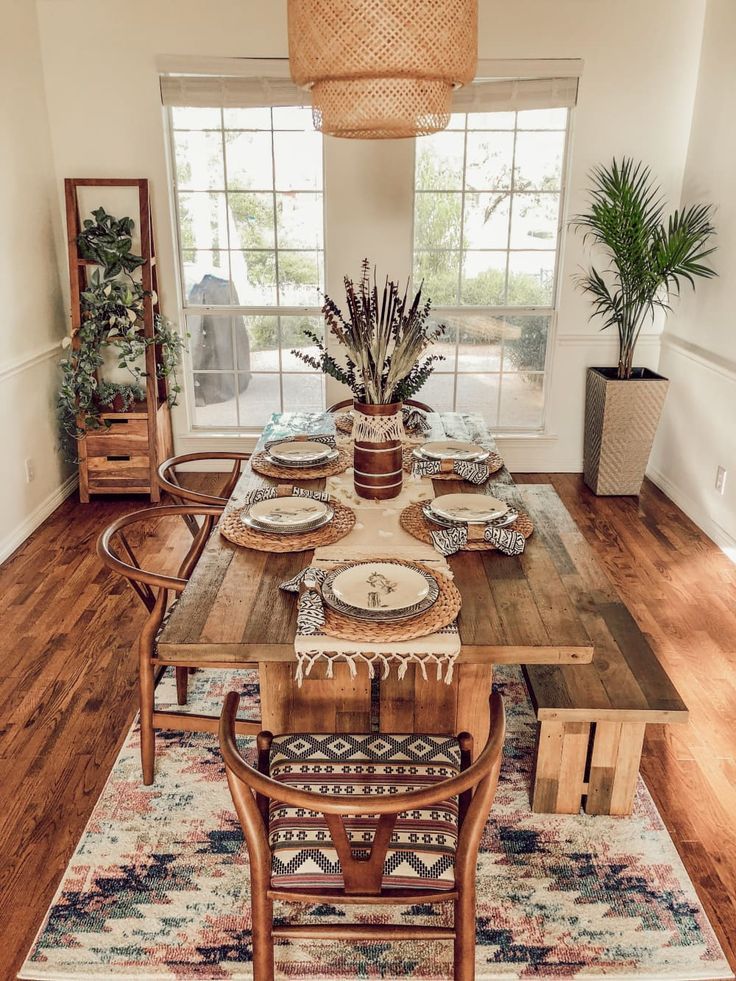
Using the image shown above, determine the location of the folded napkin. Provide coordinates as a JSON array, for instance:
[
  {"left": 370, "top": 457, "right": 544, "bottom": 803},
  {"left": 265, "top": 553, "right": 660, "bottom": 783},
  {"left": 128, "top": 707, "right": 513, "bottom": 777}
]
[
  {"left": 280, "top": 566, "right": 327, "bottom": 636},
  {"left": 412, "top": 457, "right": 491, "bottom": 485},
  {"left": 431, "top": 522, "right": 526, "bottom": 557},
  {"left": 403, "top": 406, "right": 431, "bottom": 435},
  {"left": 264, "top": 432, "right": 336, "bottom": 451},
  {"left": 241, "top": 485, "right": 330, "bottom": 507}
]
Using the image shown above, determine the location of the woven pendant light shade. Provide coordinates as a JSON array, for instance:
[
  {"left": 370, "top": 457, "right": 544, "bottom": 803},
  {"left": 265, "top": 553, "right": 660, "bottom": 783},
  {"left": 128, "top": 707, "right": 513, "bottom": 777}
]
[{"left": 287, "top": 0, "right": 478, "bottom": 139}]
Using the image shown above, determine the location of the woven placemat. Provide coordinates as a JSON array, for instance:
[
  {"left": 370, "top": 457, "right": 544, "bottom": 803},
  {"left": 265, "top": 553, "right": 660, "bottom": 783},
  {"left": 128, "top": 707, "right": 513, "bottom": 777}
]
[
  {"left": 402, "top": 445, "right": 504, "bottom": 479},
  {"left": 251, "top": 445, "right": 351, "bottom": 480},
  {"left": 399, "top": 501, "right": 534, "bottom": 551},
  {"left": 321, "top": 560, "right": 461, "bottom": 642},
  {"left": 220, "top": 501, "right": 356, "bottom": 553},
  {"left": 334, "top": 412, "right": 353, "bottom": 435}
]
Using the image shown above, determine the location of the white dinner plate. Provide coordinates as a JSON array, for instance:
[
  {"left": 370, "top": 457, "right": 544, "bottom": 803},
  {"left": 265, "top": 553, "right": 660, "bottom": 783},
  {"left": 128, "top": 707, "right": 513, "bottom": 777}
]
[
  {"left": 323, "top": 561, "right": 439, "bottom": 619},
  {"left": 416, "top": 440, "right": 490, "bottom": 462},
  {"left": 269, "top": 440, "right": 333, "bottom": 464},
  {"left": 429, "top": 493, "right": 509, "bottom": 524},
  {"left": 248, "top": 497, "right": 330, "bottom": 530}
]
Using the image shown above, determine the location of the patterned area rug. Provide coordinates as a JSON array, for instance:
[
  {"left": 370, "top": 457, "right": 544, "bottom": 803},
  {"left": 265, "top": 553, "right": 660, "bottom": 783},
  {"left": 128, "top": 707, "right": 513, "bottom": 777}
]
[{"left": 20, "top": 666, "right": 732, "bottom": 981}]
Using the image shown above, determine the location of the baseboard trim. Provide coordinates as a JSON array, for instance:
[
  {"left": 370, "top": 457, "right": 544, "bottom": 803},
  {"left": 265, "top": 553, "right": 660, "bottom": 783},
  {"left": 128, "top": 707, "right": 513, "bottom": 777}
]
[
  {"left": 0, "top": 473, "right": 79, "bottom": 566},
  {"left": 647, "top": 465, "right": 736, "bottom": 563}
]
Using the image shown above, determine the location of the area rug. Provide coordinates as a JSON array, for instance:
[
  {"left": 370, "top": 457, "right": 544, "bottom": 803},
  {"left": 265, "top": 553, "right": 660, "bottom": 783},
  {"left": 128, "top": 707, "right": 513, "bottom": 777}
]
[{"left": 20, "top": 666, "right": 732, "bottom": 981}]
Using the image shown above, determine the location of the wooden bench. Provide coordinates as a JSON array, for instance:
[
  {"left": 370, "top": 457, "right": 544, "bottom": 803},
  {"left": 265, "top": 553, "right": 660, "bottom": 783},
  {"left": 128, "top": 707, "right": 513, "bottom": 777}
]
[{"left": 514, "top": 484, "right": 689, "bottom": 817}]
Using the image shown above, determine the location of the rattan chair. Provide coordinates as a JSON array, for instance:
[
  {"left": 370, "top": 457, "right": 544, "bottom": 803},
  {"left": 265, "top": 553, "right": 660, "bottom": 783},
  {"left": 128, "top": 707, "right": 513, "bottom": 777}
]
[
  {"left": 158, "top": 452, "right": 250, "bottom": 534},
  {"left": 326, "top": 397, "right": 434, "bottom": 413},
  {"left": 220, "top": 690, "right": 505, "bottom": 981},
  {"left": 98, "top": 505, "right": 261, "bottom": 784}
]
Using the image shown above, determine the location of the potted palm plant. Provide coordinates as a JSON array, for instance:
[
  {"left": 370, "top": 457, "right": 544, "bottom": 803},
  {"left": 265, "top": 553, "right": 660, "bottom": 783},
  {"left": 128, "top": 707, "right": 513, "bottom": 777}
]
[
  {"left": 573, "top": 158, "right": 716, "bottom": 495},
  {"left": 293, "top": 259, "right": 445, "bottom": 499}
]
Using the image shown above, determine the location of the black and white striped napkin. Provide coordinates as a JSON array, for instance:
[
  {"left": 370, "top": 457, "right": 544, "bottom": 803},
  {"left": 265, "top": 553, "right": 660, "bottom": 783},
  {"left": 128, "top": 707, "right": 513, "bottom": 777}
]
[
  {"left": 241, "top": 486, "right": 330, "bottom": 507},
  {"left": 280, "top": 566, "right": 327, "bottom": 636},
  {"left": 430, "top": 523, "right": 526, "bottom": 557},
  {"left": 412, "top": 458, "right": 491, "bottom": 485}
]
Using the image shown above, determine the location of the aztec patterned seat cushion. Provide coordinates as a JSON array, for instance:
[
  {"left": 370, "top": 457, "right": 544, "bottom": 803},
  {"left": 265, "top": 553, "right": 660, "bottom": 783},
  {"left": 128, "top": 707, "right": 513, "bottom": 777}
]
[{"left": 268, "top": 732, "right": 461, "bottom": 892}]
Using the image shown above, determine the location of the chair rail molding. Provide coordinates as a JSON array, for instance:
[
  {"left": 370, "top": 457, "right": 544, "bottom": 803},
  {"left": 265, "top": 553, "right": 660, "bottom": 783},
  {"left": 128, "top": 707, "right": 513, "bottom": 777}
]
[
  {"left": 660, "top": 332, "right": 736, "bottom": 382},
  {"left": 0, "top": 340, "right": 63, "bottom": 384}
]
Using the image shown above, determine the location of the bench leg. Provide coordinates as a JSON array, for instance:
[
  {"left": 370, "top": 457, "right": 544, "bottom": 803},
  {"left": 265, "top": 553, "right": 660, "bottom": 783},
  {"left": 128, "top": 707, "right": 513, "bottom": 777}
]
[
  {"left": 531, "top": 721, "right": 590, "bottom": 814},
  {"left": 585, "top": 722, "right": 646, "bottom": 816}
]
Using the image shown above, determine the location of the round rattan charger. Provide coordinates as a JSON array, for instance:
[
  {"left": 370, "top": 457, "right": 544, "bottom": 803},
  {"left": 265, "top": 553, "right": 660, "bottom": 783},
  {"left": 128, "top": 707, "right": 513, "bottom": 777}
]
[
  {"left": 399, "top": 502, "right": 534, "bottom": 551},
  {"left": 321, "top": 559, "right": 461, "bottom": 642},
  {"left": 402, "top": 445, "right": 504, "bottom": 478},
  {"left": 220, "top": 501, "right": 355, "bottom": 553},
  {"left": 251, "top": 445, "right": 351, "bottom": 480}
]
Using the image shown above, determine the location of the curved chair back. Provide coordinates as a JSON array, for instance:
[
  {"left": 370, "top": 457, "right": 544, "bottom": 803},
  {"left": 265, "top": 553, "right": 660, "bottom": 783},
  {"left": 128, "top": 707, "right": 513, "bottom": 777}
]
[
  {"left": 97, "top": 504, "right": 222, "bottom": 612},
  {"left": 158, "top": 452, "right": 250, "bottom": 508},
  {"left": 326, "top": 397, "right": 434, "bottom": 414}
]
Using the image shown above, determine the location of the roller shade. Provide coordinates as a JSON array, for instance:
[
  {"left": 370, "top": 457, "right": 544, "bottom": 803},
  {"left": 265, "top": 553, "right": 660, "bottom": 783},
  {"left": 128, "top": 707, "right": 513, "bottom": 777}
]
[
  {"left": 452, "top": 76, "right": 578, "bottom": 112},
  {"left": 160, "top": 74, "right": 306, "bottom": 108}
]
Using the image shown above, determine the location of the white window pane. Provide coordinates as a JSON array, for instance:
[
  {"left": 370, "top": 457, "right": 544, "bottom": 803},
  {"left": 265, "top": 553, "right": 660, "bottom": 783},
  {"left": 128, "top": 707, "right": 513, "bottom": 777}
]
[
  {"left": 456, "top": 373, "right": 500, "bottom": 426},
  {"left": 517, "top": 108, "right": 567, "bottom": 130},
  {"left": 182, "top": 251, "right": 232, "bottom": 304},
  {"left": 172, "top": 107, "right": 221, "bottom": 130},
  {"left": 230, "top": 251, "right": 277, "bottom": 304},
  {"left": 238, "top": 373, "right": 281, "bottom": 426},
  {"left": 281, "top": 316, "right": 325, "bottom": 371},
  {"left": 507, "top": 251, "right": 555, "bottom": 305},
  {"left": 243, "top": 317, "right": 280, "bottom": 371},
  {"left": 415, "top": 130, "right": 465, "bottom": 190},
  {"left": 178, "top": 192, "right": 228, "bottom": 250},
  {"left": 424, "top": 315, "right": 458, "bottom": 371},
  {"left": 465, "top": 131, "right": 514, "bottom": 190},
  {"left": 514, "top": 131, "right": 565, "bottom": 191},
  {"left": 174, "top": 131, "right": 224, "bottom": 190},
  {"left": 274, "top": 131, "right": 323, "bottom": 191},
  {"left": 466, "top": 111, "right": 515, "bottom": 129},
  {"left": 228, "top": 192, "right": 275, "bottom": 248},
  {"left": 463, "top": 192, "right": 510, "bottom": 249},
  {"left": 447, "top": 113, "right": 466, "bottom": 130},
  {"left": 272, "top": 106, "right": 314, "bottom": 129},
  {"left": 461, "top": 251, "right": 506, "bottom": 305},
  {"left": 224, "top": 107, "right": 272, "bottom": 129},
  {"left": 499, "top": 372, "right": 545, "bottom": 428},
  {"left": 417, "top": 373, "right": 455, "bottom": 413},
  {"left": 283, "top": 373, "right": 325, "bottom": 413},
  {"left": 510, "top": 193, "right": 559, "bottom": 248},
  {"left": 502, "top": 315, "right": 550, "bottom": 372},
  {"left": 414, "top": 251, "right": 460, "bottom": 306},
  {"left": 276, "top": 193, "right": 323, "bottom": 249},
  {"left": 414, "top": 192, "right": 462, "bottom": 250},
  {"left": 278, "top": 251, "right": 323, "bottom": 305},
  {"left": 193, "top": 372, "right": 238, "bottom": 426},
  {"left": 455, "top": 313, "right": 503, "bottom": 372},
  {"left": 187, "top": 313, "right": 235, "bottom": 371},
  {"left": 225, "top": 131, "right": 274, "bottom": 190}
]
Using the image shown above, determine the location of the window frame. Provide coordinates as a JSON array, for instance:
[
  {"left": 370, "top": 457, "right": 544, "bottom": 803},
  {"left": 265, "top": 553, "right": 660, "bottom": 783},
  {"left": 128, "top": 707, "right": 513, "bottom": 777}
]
[
  {"left": 410, "top": 107, "right": 574, "bottom": 433},
  {"left": 165, "top": 103, "right": 328, "bottom": 434}
]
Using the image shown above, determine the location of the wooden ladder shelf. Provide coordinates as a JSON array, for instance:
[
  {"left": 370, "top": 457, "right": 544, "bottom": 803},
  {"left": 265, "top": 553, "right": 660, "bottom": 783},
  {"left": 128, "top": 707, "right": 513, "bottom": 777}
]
[{"left": 64, "top": 178, "right": 173, "bottom": 502}]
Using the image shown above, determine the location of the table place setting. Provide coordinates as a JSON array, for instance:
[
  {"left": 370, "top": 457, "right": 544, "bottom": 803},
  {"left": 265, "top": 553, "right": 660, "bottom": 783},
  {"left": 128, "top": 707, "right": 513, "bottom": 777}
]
[
  {"left": 400, "top": 490, "right": 533, "bottom": 556},
  {"left": 404, "top": 437, "right": 504, "bottom": 484},
  {"left": 251, "top": 432, "right": 352, "bottom": 480}
]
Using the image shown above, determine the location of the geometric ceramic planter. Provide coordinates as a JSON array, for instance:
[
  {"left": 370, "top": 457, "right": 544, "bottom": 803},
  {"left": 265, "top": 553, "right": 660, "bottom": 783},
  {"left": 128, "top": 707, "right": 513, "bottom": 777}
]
[{"left": 583, "top": 367, "right": 669, "bottom": 496}]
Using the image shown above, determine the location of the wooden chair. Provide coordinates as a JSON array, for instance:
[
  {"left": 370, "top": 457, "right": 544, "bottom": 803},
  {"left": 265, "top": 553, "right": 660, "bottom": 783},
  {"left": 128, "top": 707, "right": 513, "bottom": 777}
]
[
  {"left": 220, "top": 690, "right": 505, "bottom": 981},
  {"left": 97, "top": 505, "right": 261, "bottom": 784},
  {"left": 326, "top": 397, "right": 434, "bottom": 413},
  {"left": 158, "top": 452, "right": 250, "bottom": 534}
]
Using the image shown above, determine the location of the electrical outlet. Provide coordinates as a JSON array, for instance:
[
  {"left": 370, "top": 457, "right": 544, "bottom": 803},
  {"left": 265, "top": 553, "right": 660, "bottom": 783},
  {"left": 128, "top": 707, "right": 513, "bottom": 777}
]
[
  {"left": 715, "top": 466, "right": 727, "bottom": 495},
  {"left": 24, "top": 457, "right": 35, "bottom": 483}
]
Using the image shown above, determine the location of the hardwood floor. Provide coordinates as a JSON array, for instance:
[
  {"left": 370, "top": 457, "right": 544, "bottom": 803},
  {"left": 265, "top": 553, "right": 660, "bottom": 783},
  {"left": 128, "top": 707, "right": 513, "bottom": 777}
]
[{"left": 1, "top": 474, "right": 735, "bottom": 978}]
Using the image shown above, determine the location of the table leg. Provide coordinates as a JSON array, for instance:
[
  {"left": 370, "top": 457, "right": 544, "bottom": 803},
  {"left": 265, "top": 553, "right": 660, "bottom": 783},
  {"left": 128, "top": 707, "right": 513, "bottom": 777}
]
[{"left": 259, "top": 661, "right": 371, "bottom": 733}]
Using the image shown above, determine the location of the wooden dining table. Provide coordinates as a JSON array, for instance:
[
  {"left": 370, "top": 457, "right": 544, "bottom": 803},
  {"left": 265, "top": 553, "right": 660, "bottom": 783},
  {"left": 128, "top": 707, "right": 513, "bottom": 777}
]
[{"left": 157, "top": 413, "right": 594, "bottom": 750}]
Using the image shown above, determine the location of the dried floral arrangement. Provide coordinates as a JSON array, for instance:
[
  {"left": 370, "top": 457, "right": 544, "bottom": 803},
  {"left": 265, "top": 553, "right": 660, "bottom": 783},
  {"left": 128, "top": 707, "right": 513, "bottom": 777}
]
[{"left": 292, "top": 259, "right": 445, "bottom": 404}]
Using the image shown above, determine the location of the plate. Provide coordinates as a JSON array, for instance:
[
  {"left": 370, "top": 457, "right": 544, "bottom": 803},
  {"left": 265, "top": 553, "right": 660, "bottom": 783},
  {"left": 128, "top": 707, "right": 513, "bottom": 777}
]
[
  {"left": 430, "top": 493, "right": 509, "bottom": 524},
  {"left": 268, "top": 440, "right": 333, "bottom": 464},
  {"left": 322, "top": 562, "right": 439, "bottom": 622},
  {"left": 262, "top": 448, "right": 339, "bottom": 469},
  {"left": 422, "top": 504, "right": 519, "bottom": 530},
  {"left": 248, "top": 497, "right": 331, "bottom": 530},
  {"left": 415, "top": 440, "right": 490, "bottom": 462}
]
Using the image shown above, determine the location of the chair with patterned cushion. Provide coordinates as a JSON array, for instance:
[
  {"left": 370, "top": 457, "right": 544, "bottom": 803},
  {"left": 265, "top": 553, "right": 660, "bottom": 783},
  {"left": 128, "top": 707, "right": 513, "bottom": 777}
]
[{"left": 220, "top": 690, "right": 505, "bottom": 981}]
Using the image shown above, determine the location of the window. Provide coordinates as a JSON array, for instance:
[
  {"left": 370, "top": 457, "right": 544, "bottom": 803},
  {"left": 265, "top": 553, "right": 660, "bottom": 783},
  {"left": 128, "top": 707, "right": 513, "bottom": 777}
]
[
  {"left": 413, "top": 107, "right": 569, "bottom": 429},
  {"left": 169, "top": 104, "right": 325, "bottom": 429}
]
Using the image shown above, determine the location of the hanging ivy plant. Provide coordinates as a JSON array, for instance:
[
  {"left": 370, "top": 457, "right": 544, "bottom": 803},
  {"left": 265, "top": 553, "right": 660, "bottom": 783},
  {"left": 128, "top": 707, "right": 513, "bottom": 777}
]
[{"left": 58, "top": 208, "right": 186, "bottom": 461}]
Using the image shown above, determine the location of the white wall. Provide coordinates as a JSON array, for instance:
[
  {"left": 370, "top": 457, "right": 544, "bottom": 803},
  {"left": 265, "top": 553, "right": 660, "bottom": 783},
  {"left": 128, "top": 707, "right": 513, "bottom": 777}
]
[
  {"left": 648, "top": 0, "right": 736, "bottom": 553},
  {"left": 0, "top": 1, "right": 72, "bottom": 563},
  {"left": 33, "top": 0, "right": 707, "bottom": 474}
]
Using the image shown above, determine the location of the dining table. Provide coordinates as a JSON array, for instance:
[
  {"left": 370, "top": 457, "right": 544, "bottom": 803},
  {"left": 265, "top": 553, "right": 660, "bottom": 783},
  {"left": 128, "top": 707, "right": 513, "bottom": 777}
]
[{"left": 156, "top": 410, "right": 594, "bottom": 752}]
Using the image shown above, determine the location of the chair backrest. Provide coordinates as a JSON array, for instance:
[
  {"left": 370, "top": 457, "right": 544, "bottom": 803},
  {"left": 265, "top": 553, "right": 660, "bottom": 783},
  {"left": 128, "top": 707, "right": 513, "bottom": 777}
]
[
  {"left": 97, "top": 504, "right": 222, "bottom": 612},
  {"left": 326, "top": 397, "right": 435, "bottom": 414},
  {"left": 158, "top": 452, "right": 250, "bottom": 508},
  {"left": 220, "top": 691, "right": 505, "bottom": 897}
]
